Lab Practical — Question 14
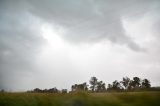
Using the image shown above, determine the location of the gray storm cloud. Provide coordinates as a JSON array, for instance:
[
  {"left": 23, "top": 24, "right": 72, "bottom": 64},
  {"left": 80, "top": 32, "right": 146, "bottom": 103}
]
[
  {"left": 28, "top": 0, "right": 139, "bottom": 50},
  {"left": 0, "top": 0, "right": 45, "bottom": 90},
  {"left": 27, "top": 0, "right": 160, "bottom": 51},
  {"left": 0, "top": 0, "right": 160, "bottom": 91}
]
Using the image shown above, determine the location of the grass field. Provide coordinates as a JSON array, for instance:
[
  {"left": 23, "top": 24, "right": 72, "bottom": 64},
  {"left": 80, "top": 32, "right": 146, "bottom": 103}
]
[{"left": 0, "top": 91, "right": 160, "bottom": 106}]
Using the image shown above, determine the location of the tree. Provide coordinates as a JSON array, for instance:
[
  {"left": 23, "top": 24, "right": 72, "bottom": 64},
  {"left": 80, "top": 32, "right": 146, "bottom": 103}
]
[
  {"left": 127, "top": 77, "right": 141, "bottom": 90},
  {"left": 128, "top": 80, "right": 134, "bottom": 90},
  {"left": 107, "top": 84, "right": 113, "bottom": 90},
  {"left": 121, "top": 77, "right": 130, "bottom": 90},
  {"left": 96, "top": 81, "right": 106, "bottom": 92},
  {"left": 33, "top": 88, "right": 42, "bottom": 93},
  {"left": 0, "top": 89, "right": 5, "bottom": 93},
  {"left": 48, "top": 87, "right": 58, "bottom": 93},
  {"left": 89, "top": 76, "right": 98, "bottom": 92},
  {"left": 142, "top": 79, "right": 151, "bottom": 88},
  {"left": 71, "top": 84, "right": 77, "bottom": 91},
  {"left": 71, "top": 82, "right": 88, "bottom": 92},
  {"left": 82, "top": 82, "right": 88, "bottom": 91},
  {"left": 62, "top": 89, "right": 67, "bottom": 93},
  {"left": 133, "top": 77, "right": 141, "bottom": 88},
  {"left": 112, "top": 80, "right": 121, "bottom": 90}
]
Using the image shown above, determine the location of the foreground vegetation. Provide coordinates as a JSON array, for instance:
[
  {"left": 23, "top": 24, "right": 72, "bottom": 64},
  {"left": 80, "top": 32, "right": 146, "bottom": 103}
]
[
  {"left": 0, "top": 91, "right": 160, "bottom": 106},
  {"left": 1, "top": 76, "right": 159, "bottom": 106}
]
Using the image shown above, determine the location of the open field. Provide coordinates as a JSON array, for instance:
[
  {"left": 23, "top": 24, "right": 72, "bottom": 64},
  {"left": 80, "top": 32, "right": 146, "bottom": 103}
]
[{"left": 0, "top": 92, "right": 160, "bottom": 106}]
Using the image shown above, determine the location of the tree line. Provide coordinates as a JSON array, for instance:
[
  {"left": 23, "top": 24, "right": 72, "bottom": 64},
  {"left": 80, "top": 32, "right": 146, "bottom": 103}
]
[
  {"left": 107, "top": 76, "right": 151, "bottom": 92},
  {"left": 26, "top": 76, "right": 153, "bottom": 93},
  {"left": 71, "top": 76, "right": 151, "bottom": 92},
  {"left": 27, "top": 87, "right": 67, "bottom": 93}
]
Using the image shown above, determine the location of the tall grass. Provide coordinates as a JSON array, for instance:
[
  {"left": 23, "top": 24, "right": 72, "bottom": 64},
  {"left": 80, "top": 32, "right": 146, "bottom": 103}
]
[{"left": 0, "top": 91, "right": 160, "bottom": 106}]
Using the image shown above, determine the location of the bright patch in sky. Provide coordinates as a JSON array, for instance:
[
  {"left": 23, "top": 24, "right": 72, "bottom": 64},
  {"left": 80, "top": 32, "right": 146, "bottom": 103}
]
[{"left": 41, "top": 23, "right": 65, "bottom": 49}]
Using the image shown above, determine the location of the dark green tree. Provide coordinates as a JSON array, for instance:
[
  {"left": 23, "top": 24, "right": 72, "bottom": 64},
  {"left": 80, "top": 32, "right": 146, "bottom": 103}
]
[
  {"left": 128, "top": 80, "right": 134, "bottom": 90},
  {"left": 89, "top": 76, "right": 98, "bottom": 92},
  {"left": 121, "top": 77, "right": 130, "bottom": 90},
  {"left": 133, "top": 77, "right": 141, "bottom": 88},
  {"left": 71, "top": 82, "right": 88, "bottom": 91},
  {"left": 107, "top": 84, "right": 112, "bottom": 90},
  {"left": 62, "top": 89, "right": 67, "bottom": 93},
  {"left": 96, "top": 81, "right": 106, "bottom": 92},
  {"left": 142, "top": 79, "right": 151, "bottom": 88},
  {"left": 112, "top": 80, "right": 121, "bottom": 90}
]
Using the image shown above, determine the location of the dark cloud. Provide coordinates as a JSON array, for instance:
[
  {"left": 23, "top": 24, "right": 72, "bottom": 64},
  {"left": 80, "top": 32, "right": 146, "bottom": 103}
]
[
  {"left": 0, "top": 0, "right": 45, "bottom": 90},
  {"left": 26, "top": 0, "right": 160, "bottom": 51},
  {"left": 1, "top": 0, "right": 159, "bottom": 51}
]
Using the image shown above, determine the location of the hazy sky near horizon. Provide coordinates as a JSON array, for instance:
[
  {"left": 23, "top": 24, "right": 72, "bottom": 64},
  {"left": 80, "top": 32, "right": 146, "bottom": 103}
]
[{"left": 0, "top": 0, "right": 160, "bottom": 91}]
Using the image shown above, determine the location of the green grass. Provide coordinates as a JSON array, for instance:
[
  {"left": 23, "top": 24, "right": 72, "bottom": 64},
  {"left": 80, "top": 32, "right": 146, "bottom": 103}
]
[{"left": 0, "top": 92, "right": 160, "bottom": 106}]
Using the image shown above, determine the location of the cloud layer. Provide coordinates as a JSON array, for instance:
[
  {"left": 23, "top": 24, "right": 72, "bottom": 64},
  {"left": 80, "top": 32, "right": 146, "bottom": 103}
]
[
  {"left": 0, "top": 0, "right": 160, "bottom": 91},
  {"left": 28, "top": 0, "right": 154, "bottom": 50}
]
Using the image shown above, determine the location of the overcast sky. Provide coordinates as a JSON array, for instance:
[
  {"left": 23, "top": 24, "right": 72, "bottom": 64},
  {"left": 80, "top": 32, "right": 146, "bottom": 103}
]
[{"left": 0, "top": 0, "right": 160, "bottom": 91}]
